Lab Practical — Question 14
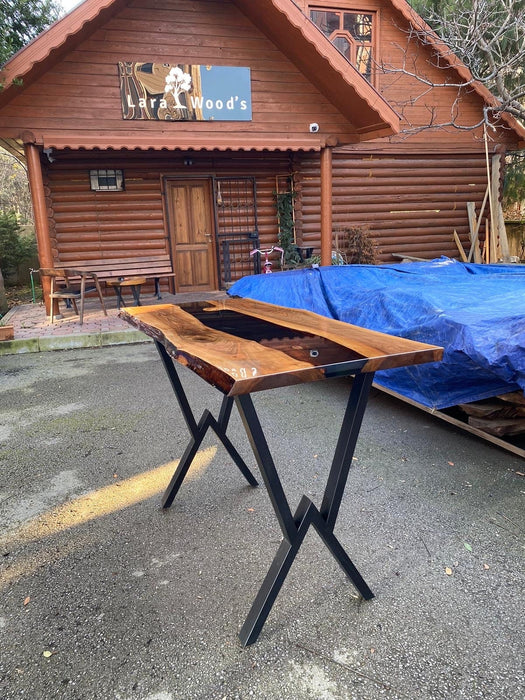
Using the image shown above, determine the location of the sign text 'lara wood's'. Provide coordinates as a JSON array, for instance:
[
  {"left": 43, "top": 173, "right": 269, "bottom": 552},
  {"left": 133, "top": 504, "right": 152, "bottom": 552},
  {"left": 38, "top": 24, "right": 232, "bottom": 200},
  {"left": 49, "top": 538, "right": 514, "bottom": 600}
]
[{"left": 119, "top": 63, "right": 252, "bottom": 121}]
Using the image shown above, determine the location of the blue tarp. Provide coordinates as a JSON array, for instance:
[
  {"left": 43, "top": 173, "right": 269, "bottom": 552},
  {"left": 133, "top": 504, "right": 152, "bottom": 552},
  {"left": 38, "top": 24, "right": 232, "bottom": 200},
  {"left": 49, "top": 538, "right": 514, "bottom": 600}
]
[{"left": 227, "top": 257, "right": 525, "bottom": 409}]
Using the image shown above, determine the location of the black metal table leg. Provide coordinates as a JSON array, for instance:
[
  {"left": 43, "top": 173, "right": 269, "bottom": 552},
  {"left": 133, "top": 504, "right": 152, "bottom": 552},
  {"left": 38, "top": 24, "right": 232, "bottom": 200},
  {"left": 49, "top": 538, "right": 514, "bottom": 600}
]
[
  {"left": 130, "top": 284, "right": 142, "bottom": 306},
  {"left": 114, "top": 286, "right": 124, "bottom": 310},
  {"left": 154, "top": 277, "right": 162, "bottom": 299},
  {"left": 236, "top": 371, "right": 375, "bottom": 646},
  {"left": 320, "top": 371, "right": 376, "bottom": 529},
  {"left": 154, "top": 341, "right": 258, "bottom": 509},
  {"left": 154, "top": 337, "right": 375, "bottom": 645}
]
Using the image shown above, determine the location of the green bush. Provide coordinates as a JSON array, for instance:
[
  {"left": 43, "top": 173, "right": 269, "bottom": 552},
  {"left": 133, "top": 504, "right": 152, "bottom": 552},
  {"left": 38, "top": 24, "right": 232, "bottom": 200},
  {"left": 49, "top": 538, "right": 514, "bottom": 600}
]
[
  {"left": 0, "top": 211, "right": 37, "bottom": 280},
  {"left": 275, "top": 190, "right": 301, "bottom": 267}
]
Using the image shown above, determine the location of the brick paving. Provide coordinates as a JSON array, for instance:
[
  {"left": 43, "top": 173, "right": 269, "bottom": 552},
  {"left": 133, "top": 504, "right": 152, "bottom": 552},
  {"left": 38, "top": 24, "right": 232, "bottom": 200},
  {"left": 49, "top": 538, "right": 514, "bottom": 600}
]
[{"left": 1, "top": 289, "right": 227, "bottom": 353}]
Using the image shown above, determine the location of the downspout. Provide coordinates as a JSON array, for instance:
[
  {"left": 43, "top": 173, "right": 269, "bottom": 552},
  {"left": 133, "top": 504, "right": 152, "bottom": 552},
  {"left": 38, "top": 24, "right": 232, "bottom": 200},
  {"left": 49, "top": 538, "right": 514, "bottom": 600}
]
[
  {"left": 320, "top": 146, "right": 333, "bottom": 266},
  {"left": 24, "top": 140, "right": 54, "bottom": 315}
]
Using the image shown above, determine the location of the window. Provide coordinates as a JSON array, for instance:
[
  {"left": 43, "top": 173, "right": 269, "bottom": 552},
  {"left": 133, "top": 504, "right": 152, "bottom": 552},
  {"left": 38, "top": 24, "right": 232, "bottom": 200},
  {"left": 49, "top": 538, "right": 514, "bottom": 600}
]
[
  {"left": 310, "top": 9, "right": 375, "bottom": 82},
  {"left": 89, "top": 169, "right": 125, "bottom": 191}
]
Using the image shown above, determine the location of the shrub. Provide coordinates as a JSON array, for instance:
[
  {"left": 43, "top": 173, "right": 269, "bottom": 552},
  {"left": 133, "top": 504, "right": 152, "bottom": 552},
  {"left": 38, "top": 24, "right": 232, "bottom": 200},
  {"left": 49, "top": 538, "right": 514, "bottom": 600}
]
[
  {"left": 334, "top": 226, "right": 378, "bottom": 265},
  {"left": 275, "top": 190, "right": 301, "bottom": 267},
  {"left": 0, "top": 211, "right": 37, "bottom": 280}
]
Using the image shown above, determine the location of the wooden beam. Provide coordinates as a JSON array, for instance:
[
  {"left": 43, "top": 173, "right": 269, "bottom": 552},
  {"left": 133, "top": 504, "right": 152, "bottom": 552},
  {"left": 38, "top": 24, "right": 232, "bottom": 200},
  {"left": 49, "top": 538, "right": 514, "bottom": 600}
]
[
  {"left": 466, "top": 187, "right": 488, "bottom": 263},
  {"left": 493, "top": 153, "right": 511, "bottom": 262},
  {"left": 320, "top": 146, "right": 333, "bottom": 266},
  {"left": 453, "top": 230, "right": 467, "bottom": 262},
  {"left": 490, "top": 154, "right": 501, "bottom": 263},
  {"left": 24, "top": 142, "right": 54, "bottom": 314},
  {"left": 375, "top": 384, "right": 525, "bottom": 459},
  {"left": 497, "top": 202, "right": 511, "bottom": 262}
]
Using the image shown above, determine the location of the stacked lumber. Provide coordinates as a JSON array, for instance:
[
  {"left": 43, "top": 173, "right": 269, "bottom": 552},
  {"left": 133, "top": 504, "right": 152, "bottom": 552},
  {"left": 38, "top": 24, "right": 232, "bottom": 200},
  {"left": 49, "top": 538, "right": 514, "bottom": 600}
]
[
  {"left": 458, "top": 391, "right": 525, "bottom": 437},
  {"left": 463, "top": 153, "right": 512, "bottom": 264}
]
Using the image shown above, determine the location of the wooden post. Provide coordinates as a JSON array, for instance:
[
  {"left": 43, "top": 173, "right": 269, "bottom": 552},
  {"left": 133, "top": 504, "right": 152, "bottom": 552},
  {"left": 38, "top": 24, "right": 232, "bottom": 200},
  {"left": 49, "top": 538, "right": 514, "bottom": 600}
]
[
  {"left": 466, "top": 188, "right": 488, "bottom": 263},
  {"left": 466, "top": 202, "right": 478, "bottom": 262},
  {"left": 320, "top": 146, "right": 333, "bottom": 267},
  {"left": 497, "top": 204, "right": 510, "bottom": 262},
  {"left": 491, "top": 154, "right": 510, "bottom": 262},
  {"left": 24, "top": 141, "right": 54, "bottom": 314},
  {"left": 483, "top": 126, "right": 496, "bottom": 263},
  {"left": 490, "top": 154, "right": 500, "bottom": 263},
  {"left": 453, "top": 231, "right": 467, "bottom": 261}
]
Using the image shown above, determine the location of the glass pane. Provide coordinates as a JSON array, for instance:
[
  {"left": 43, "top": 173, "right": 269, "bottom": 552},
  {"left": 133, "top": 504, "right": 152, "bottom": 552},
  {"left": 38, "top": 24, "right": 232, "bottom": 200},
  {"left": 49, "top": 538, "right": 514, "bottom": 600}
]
[
  {"left": 343, "top": 13, "right": 373, "bottom": 42},
  {"left": 332, "top": 36, "right": 352, "bottom": 61},
  {"left": 356, "top": 46, "right": 372, "bottom": 80},
  {"left": 99, "top": 173, "right": 117, "bottom": 188},
  {"left": 310, "top": 10, "right": 341, "bottom": 38},
  {"left": 89, "top": 169, "right": 124, "bottom": 191}
]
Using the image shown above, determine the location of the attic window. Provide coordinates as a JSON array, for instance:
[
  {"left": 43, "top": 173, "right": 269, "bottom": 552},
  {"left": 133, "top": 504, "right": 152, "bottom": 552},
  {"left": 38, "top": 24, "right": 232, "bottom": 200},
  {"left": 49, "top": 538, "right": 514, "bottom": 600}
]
[
  {"left": 89, "top": 169, "right": 125, "bottom": 191},
  {"left": 310, "top": 8, "right": 375, "bottom": 83}
]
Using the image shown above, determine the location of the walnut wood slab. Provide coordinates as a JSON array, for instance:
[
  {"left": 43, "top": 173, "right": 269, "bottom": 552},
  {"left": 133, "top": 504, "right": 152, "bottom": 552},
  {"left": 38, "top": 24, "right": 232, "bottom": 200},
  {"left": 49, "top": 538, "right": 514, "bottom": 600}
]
[{"left": 120, "top": 301, "right": 443, "bottom": 396}]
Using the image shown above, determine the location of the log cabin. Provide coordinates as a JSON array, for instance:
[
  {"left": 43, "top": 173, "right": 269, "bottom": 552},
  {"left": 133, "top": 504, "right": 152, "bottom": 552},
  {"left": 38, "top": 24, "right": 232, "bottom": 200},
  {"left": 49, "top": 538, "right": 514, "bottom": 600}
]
[{"left": 0, "top": 0, "right": 523, "bottom": 312}]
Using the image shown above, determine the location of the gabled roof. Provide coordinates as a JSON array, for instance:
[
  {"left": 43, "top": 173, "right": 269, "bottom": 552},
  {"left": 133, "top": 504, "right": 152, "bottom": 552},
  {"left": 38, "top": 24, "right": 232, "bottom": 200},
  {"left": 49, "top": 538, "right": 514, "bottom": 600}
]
[
  {"left": 232, "top": 0, "right": 398, "bottom": 137},
  {"left": 0, "top": 0, "right": 125, "bottom": 95},
  {"left": 2, "top": 0, "right": 522, "bottom": 148},
  {"left": 390, "top": 0, "right": 525, "bottom": 141},
  {"left": 0, "top": 0, "right": 400, "bottom": 143}
]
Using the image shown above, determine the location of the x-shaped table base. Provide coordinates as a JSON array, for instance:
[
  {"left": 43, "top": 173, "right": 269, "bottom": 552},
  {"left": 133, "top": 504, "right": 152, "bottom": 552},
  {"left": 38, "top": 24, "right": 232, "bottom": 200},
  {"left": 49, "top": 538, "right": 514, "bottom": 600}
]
[
  {"left": 156, "top": 341, "right": 375, "bottom": 646},
  {"left": 156, "top": 342, "right": 258, "bottom": 508}
]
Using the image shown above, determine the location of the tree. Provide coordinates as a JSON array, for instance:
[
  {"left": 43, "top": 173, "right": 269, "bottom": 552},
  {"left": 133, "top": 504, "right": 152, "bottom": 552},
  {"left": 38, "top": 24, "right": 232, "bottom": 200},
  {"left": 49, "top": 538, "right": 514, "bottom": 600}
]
[
  {"left": 384, "top": 0, "right": 525, "bottom": 128},
  {"left": 0, "top": 210, "right": 36, "bottom": 279},
  {"left": 0, "top": 148, "right": 32, "bottom": 222},
  {"left": 503, "top": 151, "right": 525, "bottom": 218},
  {"left": 0, "top": 268, "right": 7, "bottom": 315},
  {"left": 0, "top": 0, "right": 62, "bottom": 65},
  {"left": 405, "top": 1, "right": 525, "bottom": 216}
]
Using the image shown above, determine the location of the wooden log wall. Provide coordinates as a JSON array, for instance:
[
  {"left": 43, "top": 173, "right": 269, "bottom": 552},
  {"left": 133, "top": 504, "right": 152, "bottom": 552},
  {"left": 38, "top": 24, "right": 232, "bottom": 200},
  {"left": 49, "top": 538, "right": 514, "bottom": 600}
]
[
  {"left": 47, "top": 167, "right": 165, "bottom": 263},
  {"left": 45, "top": 150, "right": 290, "bottom": 283},
  {"left": 46, "top": 148, "right": 497, "bottom": 273},
  {"left": 295, "top": 0, "right": 519, "bottom": 153},
  {"left": 295, "top": 151, "right": 490, "bottom": 261},
  {"left": 0, "top": 0, "right": 357, "bottom": 147}
]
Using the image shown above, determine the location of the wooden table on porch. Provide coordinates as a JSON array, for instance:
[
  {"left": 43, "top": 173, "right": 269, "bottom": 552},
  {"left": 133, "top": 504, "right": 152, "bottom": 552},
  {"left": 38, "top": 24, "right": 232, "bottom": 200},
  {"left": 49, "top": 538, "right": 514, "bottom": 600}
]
[
  {"left": 105, "top": 276, "right": 146, "bottom": 310},
  {"left": 120, "top": 298, "right": 443, "bottom": 645}
]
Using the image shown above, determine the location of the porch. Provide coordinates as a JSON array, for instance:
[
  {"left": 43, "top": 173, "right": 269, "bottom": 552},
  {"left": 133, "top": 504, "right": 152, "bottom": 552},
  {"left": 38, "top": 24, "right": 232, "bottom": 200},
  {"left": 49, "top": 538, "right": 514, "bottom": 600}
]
[{"left": 0, "top": 288, "right": 227, "bottom": 355}]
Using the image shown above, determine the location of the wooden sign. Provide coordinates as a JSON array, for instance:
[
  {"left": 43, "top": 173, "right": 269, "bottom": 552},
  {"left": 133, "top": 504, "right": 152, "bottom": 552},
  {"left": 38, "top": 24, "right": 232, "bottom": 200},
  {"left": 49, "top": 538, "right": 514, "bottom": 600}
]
[{"left": 118, "top": 62, "right": 252, "bottom": 121}]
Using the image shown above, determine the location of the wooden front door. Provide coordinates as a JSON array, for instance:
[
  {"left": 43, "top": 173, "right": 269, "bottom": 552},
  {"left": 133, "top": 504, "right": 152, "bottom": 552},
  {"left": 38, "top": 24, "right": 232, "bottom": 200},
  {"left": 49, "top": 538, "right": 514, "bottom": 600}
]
[{"left": 166, "top": 179, "right": 218, "bottom": 292}]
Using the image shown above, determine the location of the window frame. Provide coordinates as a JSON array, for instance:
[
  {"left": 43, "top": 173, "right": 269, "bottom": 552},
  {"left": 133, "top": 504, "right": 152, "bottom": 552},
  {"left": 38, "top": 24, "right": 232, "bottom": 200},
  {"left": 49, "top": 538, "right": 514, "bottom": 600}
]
[
  {"left": 309, "top": 4, "right": 378, "bottom": 85},
  {"left": 89, "top": 169, "right": 125, "bottom": 192}
]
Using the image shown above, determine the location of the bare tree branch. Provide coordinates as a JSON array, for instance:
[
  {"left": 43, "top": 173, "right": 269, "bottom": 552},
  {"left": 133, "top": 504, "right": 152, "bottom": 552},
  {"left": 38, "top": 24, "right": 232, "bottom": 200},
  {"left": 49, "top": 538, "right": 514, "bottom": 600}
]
[{"left": 380, "top": 0, "right": 525, "bottom": 132}]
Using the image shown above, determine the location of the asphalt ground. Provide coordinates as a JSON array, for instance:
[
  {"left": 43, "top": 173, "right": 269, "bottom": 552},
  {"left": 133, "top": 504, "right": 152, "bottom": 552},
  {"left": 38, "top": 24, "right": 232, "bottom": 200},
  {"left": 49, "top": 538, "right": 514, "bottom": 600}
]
[{"left": 1, "top": 343, "right": 524, "bottom": 700}]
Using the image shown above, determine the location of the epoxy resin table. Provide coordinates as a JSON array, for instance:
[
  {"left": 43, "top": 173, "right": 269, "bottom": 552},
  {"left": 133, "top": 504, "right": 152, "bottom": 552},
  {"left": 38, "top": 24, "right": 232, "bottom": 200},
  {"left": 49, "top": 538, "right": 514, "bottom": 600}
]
[{"left": 121, "top": 299, "right": 443, "bottom": 645}]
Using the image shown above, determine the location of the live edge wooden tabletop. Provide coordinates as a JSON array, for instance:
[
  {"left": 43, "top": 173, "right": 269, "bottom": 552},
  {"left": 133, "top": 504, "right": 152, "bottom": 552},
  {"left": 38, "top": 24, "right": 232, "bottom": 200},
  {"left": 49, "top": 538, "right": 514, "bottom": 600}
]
[{"left": 120, "top": 298, "right": 443, "bottom": 396}]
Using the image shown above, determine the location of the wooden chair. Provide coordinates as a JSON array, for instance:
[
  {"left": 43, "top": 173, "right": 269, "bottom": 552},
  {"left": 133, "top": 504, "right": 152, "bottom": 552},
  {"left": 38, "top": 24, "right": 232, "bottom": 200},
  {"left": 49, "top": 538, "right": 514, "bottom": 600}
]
[{"left": 40, "top": 268, "right": 107, "bottom": 324}]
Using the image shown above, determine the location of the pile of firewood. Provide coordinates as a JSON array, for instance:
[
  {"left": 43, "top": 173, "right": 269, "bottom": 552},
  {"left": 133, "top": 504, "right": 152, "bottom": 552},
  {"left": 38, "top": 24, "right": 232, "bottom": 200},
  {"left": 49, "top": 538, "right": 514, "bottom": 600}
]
[{"left": 458, "top": 391, "right": 525, "bottom": 437}]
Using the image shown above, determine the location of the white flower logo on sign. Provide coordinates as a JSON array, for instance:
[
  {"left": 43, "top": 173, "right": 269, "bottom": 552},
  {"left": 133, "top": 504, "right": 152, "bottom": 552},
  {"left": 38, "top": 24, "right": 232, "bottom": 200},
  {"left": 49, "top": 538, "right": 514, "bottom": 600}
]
[{"left": 164, "top": 67, "right": 192, "bottom": 109}]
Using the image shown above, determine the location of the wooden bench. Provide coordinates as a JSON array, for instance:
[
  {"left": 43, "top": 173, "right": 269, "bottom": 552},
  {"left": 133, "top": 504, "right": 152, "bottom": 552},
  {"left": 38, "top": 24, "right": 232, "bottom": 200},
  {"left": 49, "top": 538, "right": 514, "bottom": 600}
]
[
  {"left": 58, "top": 255, "right": 176, "bottom": 299},
  {"left": 40, "top": 267, "right": 107, "bottom": 324}
]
